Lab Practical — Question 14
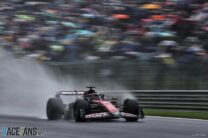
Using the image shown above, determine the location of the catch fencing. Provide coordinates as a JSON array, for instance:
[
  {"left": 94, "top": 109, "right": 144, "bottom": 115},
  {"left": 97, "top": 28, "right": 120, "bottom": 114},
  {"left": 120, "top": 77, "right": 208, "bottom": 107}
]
[
  {"left": 47, "top": 60, "right": 208, "bottom": 90},
  {"left": 47, "top": 60, "right": 208, "bottom": 111}
]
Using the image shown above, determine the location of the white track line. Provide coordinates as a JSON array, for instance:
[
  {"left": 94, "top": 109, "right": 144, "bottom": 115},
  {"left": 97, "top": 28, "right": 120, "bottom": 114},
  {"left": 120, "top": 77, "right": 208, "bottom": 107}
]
[
  {"left": 148, "top": 116, "right": 208, "bottom": 122},
  {"left": 98, "top": 90, "right": 208, "bottom": 92}
]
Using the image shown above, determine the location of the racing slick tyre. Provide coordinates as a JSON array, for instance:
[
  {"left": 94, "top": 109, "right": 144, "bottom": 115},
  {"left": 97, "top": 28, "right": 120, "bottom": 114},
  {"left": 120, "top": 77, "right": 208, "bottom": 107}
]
[
  {"left": 123, "top": 99, "right": 139, "bottom": 122},
  {"left": 46, "top": 98, "right": 65, "bottom": 120},
  {"left": 73, "top": 99, "right": 89, "bottom": 122}
]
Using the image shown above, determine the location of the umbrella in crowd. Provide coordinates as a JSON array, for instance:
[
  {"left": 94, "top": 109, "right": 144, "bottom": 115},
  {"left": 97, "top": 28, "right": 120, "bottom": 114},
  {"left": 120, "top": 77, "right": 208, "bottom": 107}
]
[
  {"left": 159, "top": 40, "right": 178, "bottom": 47},
  {"left": 15, "top": 14, "right": 35, "bottom": 22},
  {"left": 150, "top": 15, "right": 165, "bottom": 20},
  {"left": 43, "top": 9, "right": 58, "bottom": 18},
  {"left": 75, "top": 30, "right": 95, "bottom": 37},
  {"left": 81, "top": 13, "right": 96, "bottom": 18},
  {"left": 49, "top": 44, "right": 64, "bottom": 52},
  {"left": 112, "top": 14, "right": 130, "bottom": 19},
  {"left": 61, "top": 22, "right": 79, "bottom": 28},
  {"left": 141, "top": 4, "right": 161, "bottom": 10},
  {"left": 45, "top": 21, "right": 58, "bottom": 25}
]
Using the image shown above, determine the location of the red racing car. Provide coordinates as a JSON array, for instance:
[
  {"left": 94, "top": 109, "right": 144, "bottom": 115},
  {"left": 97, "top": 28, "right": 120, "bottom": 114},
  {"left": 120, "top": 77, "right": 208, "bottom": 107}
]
[{"left": 46, "top": 87, "right": 144, "bottom": 122}]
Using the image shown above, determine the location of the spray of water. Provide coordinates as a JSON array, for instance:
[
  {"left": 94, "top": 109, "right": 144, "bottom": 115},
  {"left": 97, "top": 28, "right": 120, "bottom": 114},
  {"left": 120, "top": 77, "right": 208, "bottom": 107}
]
[{"left": 0, "top": 49, "right": 135, "bottom": 118}]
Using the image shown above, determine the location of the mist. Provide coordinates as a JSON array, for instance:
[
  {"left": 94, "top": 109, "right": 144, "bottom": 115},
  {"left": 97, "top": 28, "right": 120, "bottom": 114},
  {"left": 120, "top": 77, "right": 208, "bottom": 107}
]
[
  {"left": 0, "top": 49, "right": 135, "bottom": 119},
  {"left": 0, "top": 51, "right": 62, "bottom": 118}
]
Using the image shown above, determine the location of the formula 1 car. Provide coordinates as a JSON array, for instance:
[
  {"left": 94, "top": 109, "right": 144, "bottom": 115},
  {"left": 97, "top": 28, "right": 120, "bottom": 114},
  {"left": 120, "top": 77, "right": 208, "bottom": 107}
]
[{"left": 46, "top": 87, "right": 144, "bottom": 122}]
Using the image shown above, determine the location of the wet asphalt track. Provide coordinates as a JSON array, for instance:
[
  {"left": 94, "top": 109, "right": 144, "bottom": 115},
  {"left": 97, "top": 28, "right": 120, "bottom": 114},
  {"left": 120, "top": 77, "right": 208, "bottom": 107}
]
[{"left": 0, "top": 116, "right": 208, "bottom": 138}]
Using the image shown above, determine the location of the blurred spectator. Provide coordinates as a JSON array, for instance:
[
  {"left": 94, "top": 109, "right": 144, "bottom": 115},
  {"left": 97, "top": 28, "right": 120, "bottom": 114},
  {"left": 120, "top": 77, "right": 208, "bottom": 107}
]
[{"left": 0, "top": 0, "right": 207, "bottom": 64}]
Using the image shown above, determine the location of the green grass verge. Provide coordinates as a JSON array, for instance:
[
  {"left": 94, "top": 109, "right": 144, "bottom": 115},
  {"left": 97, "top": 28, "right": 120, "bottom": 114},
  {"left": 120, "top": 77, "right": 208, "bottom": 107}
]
[{"left": 144, "top": 109, "right": 208, "bottom": 120}]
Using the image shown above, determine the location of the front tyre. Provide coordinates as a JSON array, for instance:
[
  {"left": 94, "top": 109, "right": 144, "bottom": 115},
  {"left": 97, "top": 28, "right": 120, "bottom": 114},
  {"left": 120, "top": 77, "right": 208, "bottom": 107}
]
[
  {"left": 123, "top": 99, "right": 139, "bottom": 122},
  {"left": 73, "top": 99, "right": 89, "bottom": 122}
]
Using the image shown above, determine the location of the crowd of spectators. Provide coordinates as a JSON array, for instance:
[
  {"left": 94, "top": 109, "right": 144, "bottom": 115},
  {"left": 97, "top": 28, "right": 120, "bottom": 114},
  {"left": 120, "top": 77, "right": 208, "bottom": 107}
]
[{"left": 0, "top": 0, "right": 208, "bottom": 65}]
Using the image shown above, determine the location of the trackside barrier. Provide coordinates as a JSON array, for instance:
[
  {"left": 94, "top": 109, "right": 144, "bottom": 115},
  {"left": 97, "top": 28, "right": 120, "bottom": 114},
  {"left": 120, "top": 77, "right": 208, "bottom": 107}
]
[
  {"left": 99, "top": 90, "right": 208, "bottom": 111},
  {"left": 131, "top": 90, "right": 208, "bottom": 111}
]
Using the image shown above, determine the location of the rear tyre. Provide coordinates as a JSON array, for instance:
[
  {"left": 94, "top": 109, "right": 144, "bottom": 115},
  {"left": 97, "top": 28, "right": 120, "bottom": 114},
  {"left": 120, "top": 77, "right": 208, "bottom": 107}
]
[
  {"left": 123, "top": 99, "right": 139, "bottom": 122},
  {"left": 73, "top": 99, "right": 89, "bottom": 122},
  {"left": 46, "top": 98, "right": 64, "bottom": 120}
]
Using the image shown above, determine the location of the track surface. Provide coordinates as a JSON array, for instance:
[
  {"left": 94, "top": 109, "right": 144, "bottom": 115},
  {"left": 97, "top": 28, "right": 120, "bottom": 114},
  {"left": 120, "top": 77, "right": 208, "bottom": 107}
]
[{"left": 0, "top": 116, "right": 207, "bottom": 138}]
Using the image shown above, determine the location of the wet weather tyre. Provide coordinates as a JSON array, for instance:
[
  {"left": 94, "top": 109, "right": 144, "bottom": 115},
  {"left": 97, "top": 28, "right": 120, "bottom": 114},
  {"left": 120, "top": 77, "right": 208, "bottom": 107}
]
[
  {"left": 73, "top": 99, "right": 89, "bottom": 122},
  {"left": 46, "top": 98, "right": 64, "bottom": 120},
  {"left": 123, "top": 99, "right": 139, "bottom": 122}
]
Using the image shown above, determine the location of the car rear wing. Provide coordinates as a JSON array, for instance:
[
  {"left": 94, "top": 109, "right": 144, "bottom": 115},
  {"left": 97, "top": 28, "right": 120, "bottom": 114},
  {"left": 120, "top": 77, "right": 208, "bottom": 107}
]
[{"left": 55, "top": 91, "right": 85, "bottom": 99}]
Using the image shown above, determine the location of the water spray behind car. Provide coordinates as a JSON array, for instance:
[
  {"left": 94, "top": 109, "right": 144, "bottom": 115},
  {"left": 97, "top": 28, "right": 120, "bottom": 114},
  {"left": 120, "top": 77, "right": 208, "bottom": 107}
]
[{"left": 0, "top": 49, "right": 136, "bottom": 119}]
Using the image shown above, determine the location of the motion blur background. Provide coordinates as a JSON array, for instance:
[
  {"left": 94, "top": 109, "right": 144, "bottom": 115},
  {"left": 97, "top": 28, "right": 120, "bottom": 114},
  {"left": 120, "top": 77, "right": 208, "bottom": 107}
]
[{"left": 1, "top": 0, "right": 208, "bottom": 90}]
